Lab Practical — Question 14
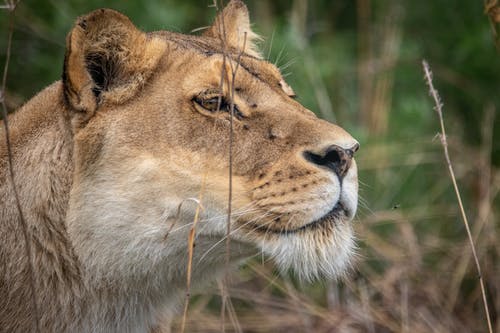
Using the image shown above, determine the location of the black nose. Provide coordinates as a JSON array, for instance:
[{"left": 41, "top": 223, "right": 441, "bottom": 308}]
[{"left": 303, "top": 143, "right": 359, "bottom": 178}]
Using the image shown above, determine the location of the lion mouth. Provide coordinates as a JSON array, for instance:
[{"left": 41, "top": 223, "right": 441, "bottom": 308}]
[
  {"left": 249, "top": 201, "right": 350, "bottom": 235},
  {"left": 288, "top": 201, "right": 349, "bottom": 233}
]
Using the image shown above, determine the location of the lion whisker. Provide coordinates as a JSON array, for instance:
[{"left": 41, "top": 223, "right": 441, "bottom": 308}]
[{"left": 195, "top": 210, "right": 276, "bottom": 265}]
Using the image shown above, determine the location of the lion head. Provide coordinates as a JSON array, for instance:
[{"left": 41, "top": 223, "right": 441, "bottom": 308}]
[{"left": 63, "top": 1, "right": 359, "bottom": 288}]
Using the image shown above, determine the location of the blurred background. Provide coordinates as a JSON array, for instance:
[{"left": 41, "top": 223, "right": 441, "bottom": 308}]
[{"left": 1, "top": 0, "right": 499, "bottom": 332}]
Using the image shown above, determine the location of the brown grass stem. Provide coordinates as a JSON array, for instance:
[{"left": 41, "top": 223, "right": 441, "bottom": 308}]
[
  {"left": 1, "top": 4, "right": 40, "bottom": 333},
  {"left": 212, "top": 2, "right": 248, "bottom": 330},
  {"left": 220, "top": 31, "right": 247, "bottom": 332},
  {"left": 447, "top": 105, "right": 495, "bottom": 311},
  {"left": 180, "top": 176, "right": 207, "bottom": 333},
  {"left": 422, "top": 59, "right": 493, "bottom": 333},
  {"left": 214, "top": 1, "right": 229, "bottom": 330}
]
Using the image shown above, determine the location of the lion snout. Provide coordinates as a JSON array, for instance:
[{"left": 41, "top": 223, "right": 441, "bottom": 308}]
[{"left": 302, "top": 143, "right": 359, "bottom": 179}]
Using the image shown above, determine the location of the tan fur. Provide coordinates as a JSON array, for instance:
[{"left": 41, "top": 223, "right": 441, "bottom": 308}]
[{"left": 0, "top": 2, "right": 359, "bottom": 332}]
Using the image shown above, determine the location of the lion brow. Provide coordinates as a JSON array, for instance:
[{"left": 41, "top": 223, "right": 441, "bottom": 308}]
[{"left": 149, "top": 31, "right": 274, "bottom": 84}]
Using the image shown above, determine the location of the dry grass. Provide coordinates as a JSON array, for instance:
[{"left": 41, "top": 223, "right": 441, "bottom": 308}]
[{"left": 422, "top": 60, "right": 493, "bottom": 333}]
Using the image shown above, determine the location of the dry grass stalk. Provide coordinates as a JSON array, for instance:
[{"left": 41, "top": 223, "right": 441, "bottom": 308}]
[
  {"left": 1, "top": 3, "right": 40, "bottom": 332},
  {"left": 163, "top": 198, "right": 204, "bottom": 242},
  {"left": 357, "top": 0, "right": 373, "bottom": 128},
  {"left": 215, "top": 2, "right": 230, "bottom": 330},
  {"left": 220, "top": 32, "right": 247, "bottom": 332},
  {"left": 446, "top": 105, "right": 496, "bottom": 311},
  {"left": 422, "top": 59, "right": 493, "bottom": 333},
  {"left": 179, "top": 187, "right": 206, "bottom": 333},
  {"left": 176, "top": 1, "right": 250, "bottom": 331},
  {"left": 291, "top": 0, "right": 335, "bottom": 122},
  {"left": 371, "top": 4, "right": 402, "bottom": 136},
  {"left": 209, "top": 1, "right": 248, "bottom": 330}
]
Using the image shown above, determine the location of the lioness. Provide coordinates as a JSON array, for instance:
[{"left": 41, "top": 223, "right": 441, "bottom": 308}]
[{"left": 0, "top": 1, "right": 359, "bottom": 332}]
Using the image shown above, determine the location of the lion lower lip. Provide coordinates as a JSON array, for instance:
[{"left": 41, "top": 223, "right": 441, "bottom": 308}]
[
  {"left": 296, "top": 202, "right": 347, "bottom": 231},
  {"left": 252, "top": 202, "right": 348, "bottom": 235}
]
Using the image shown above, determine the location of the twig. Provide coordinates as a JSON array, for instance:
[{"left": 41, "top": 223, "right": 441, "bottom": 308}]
[
  {"left": 220, "top": 29, "right": 247, "bottom": 333},
  {"left": 1, "top": 4, "right": 40, "bottom": 333},
  {"left": 226, "top": 34, "right": 247, "bottom": 267},
  {"left": 179, "top": 178, "right": 207, "bottom": 333},
  {"left": 446, "top": 104, "right": 496, "bottom": 311},
  {"left": 422, "top": 60, "right": 493, "bottom": 333},
  {"left": 216, "top": 7, "right": 248, "bottom": 331},
  {"left": 163, "top": 198, "right": 204, "bottom": 241},
  {"left": 291, "top": 0, "right": 335, "bottom": 122},
  {"left": 214, "top": 2, "right": 229, "bottom": 330}
]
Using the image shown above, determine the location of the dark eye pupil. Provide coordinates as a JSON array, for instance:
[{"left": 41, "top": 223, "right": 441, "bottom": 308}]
[
  {"left": 194, "top": 94, "right": 243, "bottom": 118},
  {"left": 202, "top": 98, "right": 220, "bottom": 110}
]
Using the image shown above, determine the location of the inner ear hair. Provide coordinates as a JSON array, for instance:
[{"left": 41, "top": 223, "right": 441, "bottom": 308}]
[{"left": 85, "top": 52, "right": 113, "bottom": 99}]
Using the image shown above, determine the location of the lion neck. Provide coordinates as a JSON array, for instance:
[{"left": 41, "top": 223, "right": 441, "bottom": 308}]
[
  {"left": 0, "top": 82, "right": 76, "bottom": 257},
  {"left": 0, "top": 82, "right": 84, "bottom": 328}
]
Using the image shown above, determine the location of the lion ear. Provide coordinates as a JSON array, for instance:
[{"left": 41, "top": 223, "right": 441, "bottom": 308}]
[
  {"left": 203, "top": 0, "right": 262, "bottom": 58},
  {"left": 63, "top": 9, "right": 166, "bottom": 115}
]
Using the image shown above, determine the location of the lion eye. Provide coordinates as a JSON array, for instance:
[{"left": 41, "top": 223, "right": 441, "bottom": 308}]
[
  {"left": 193, "top": 93, "right": 245, "bottom": 119},
  {"left": 199, "top": 97, "right": 221, "bottom": 112},
  {"left": 193, "top": 92, "right": 224, "bottom": 112}
]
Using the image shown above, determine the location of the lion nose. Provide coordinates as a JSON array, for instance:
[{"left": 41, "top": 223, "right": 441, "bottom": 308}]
[{"left": 303, "top": 143, "right": 359, "bottom": 178}]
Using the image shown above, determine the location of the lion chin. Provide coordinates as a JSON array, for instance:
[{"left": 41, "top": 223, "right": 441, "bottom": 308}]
[{"left": 0, "top": 0, "right": 359, "bottom": 332}]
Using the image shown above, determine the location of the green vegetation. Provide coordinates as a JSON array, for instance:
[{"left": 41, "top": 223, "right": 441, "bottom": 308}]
[{"left": 1, "top": 1, "right": 498, "bottom": 332}]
